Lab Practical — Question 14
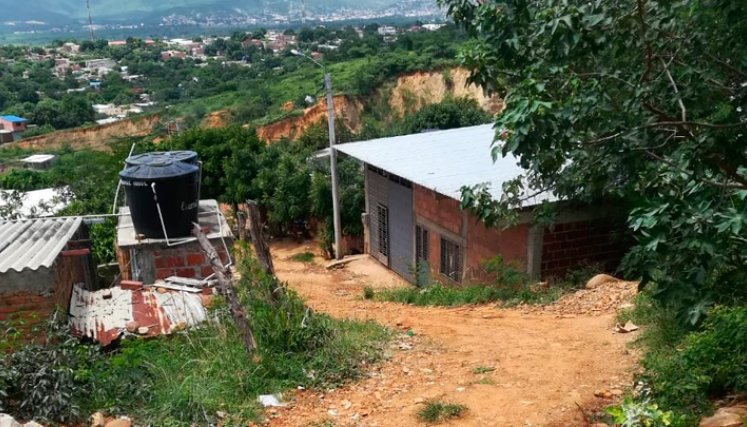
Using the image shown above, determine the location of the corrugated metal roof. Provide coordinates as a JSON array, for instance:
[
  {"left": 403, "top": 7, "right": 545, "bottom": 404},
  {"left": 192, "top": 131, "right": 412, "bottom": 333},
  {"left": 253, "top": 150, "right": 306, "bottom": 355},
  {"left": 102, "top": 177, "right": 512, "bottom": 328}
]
[
  {"left": 0, "top": 216, "right": 83, "bottom": 273},
  {"left": 69, "top": 285, "right": 208, "bottom": 346},
  {"left": 335, "top": 124, "right": 556, "bottom": 206},
  {"left": 0, "top": 115, "right": 27, "bottom": 123}
]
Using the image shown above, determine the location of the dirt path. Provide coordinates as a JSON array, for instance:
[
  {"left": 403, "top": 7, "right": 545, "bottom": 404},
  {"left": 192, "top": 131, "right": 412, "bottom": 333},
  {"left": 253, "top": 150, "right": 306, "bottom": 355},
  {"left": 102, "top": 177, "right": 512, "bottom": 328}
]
[{"left": 266, "top": 240, "right": 639, "bottom": 427}]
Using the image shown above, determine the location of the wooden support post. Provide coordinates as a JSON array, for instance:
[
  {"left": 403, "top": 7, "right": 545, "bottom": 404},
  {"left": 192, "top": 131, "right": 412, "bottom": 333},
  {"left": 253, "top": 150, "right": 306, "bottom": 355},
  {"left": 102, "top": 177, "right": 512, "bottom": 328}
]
[
  {"left": 192, "top": 222, "right": 257, "bottom": 354},
  {"left": 245, "top": 200, "right": 275, "bottom": 275}
]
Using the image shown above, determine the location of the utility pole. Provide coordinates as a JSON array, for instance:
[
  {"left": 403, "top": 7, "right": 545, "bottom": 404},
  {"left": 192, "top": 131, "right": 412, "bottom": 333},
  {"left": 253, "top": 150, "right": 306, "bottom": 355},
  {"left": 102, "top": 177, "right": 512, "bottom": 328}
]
[
  {"left": 86, "top": 0, "right": 95, "bottom": 41},
  {"left": 290, "top": 49, "right": 343, "bottom": 260},
  {"left": 324, "top": 72, "right": 342, "bottom": 260}
]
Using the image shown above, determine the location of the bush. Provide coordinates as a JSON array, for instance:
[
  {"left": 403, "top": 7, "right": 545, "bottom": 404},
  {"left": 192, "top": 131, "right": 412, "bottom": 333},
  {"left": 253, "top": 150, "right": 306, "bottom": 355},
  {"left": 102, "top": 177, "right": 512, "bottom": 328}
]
[
  {"left": 417, "top": 400, "right": 466, "bottom": 424},
  {"left": 0, "top": 313, "right": 100, "bottom": 424},
  {"left": 607, "top": 398, "right": 680, "bottom": 427},
  {"left": 641, "top": 306, "right": 747, "bottom": 416}
]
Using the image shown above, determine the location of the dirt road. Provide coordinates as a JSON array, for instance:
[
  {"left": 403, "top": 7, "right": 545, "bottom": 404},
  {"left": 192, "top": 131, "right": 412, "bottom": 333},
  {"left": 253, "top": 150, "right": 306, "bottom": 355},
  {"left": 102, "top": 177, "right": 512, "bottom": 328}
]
[{"left": 267, "top": 241, "right": 638, "bottom": 427}]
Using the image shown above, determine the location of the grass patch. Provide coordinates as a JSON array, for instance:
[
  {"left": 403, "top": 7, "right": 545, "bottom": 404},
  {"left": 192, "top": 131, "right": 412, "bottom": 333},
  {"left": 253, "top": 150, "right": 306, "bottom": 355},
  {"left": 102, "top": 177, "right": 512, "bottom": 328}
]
[
  {"left": 290, "top": 251, "right": 315, "bottom": 263},
  {"left": 417, "top": 400, "right": 467, "bottom": 424},
  {"left": 612, "top": 290, "right": 747, "bottom": 425},
  {"left": 362, "top": 286, "right": 375, "bottom": 300},
  {"left": 367, "top": 283, "right": 566, "bottom": 307},
  {"left": 0, "top": 247, "right": 390, "bottom": 426},
  {"left": 471, "top": 365, "right": 496, "bottom": 375}
]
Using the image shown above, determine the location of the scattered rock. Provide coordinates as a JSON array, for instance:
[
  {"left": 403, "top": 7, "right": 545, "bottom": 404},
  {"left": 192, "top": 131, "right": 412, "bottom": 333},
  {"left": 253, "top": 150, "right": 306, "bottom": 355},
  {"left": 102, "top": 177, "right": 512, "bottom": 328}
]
[
  {"left": 137, "top": 326, "right": 149, "bottom": 335},
  {"left": 90, "top": 412, "right": 106, "bottom": 427},
  {"left": 23, "top": 422, "right": 44, "bottom": 427},
  {"left": 104, "top": 419, "right": 131, "bottom": 427},
  {"left": 522, "top": 280, "right": 637, "bottom": 316},
  {"left": 614, "top": 320, "right": 639, "bottom": 333},
  {"left": 594, "top": 389, "right": 613, "bottom": 399},
  {"left": 0, "top": 414, "right": 21, "bottom": 427},
  {"left": 414, "top": 397, "right": 425, "bottom": 404},
  {"left": 216, "top": 411, "right": 227, "bottom": 419},
  {"left": 590, "top": 423, "right": 610, "bottom": 427},
  {"left": 124, "top": 321, "right": 139, "bottom": 333},
  {"left": 699, "top": 405, "right": 747, "bottom": 427},
  {"left": 585, "top": 274, "right": 618, "bottom": 290},
  {"left": 342, "top": 400, "right": 353, "bottom": 410},
  {"left": 156, "top": 287, "right": 168, "bottom": 294}
]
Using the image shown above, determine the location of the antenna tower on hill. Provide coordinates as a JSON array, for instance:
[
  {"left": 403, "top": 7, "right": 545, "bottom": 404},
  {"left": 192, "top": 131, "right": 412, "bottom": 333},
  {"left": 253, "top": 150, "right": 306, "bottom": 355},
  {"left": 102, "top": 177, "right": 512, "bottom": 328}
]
[{"left": 86, "top": 0, "right": 95, "bottom": 41}]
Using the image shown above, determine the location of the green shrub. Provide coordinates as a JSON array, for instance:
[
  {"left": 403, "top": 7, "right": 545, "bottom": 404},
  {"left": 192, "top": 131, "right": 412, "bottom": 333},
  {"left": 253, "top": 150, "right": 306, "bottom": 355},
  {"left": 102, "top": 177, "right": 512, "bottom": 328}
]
[
  {"left": 362, "top": 286, "right": 375, "bottom": 300},
  {"left": 641, "top": 306, "right": 747, "bottom": 416},
  {"left": 0, "top": 312, "right": 99, "bottom": 424},
  {"left": 417, "top": 400, "right": 466, "bottom": 424},
  {"left": 607, "top": 398, "right": 680, "bottom": 427}
]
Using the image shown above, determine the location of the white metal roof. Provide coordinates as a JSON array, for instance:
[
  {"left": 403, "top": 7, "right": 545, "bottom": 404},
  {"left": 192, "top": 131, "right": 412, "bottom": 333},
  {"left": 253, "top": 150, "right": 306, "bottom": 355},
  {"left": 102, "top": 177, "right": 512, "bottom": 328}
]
[
  {"left": 0, "top": 187, "right": 71, "bottom": 218},
  {"left": 335, "top": 124, "right": 555, "bottom": 206},
  {"left": 0, "top": 216, "right": 83, "bottom": 274},
  {"left": 21, "top": 154, "right": 56, "bottom": 163}
]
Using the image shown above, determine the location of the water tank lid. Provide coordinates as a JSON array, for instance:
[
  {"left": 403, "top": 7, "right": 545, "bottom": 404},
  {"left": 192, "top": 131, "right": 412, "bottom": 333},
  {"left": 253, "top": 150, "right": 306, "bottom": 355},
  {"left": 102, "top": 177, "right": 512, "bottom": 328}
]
[
  {"left": 119, "top": 160, "right": 199, "bottom": 181},
  {"left": 125, "top": 151, "right": 198, "bottom": 166}
]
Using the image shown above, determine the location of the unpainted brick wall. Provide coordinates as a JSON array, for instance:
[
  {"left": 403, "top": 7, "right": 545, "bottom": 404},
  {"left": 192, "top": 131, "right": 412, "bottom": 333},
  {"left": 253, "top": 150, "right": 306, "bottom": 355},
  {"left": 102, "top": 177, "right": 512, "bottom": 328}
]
[
  {"left": 413, "top": 184, "right": 530, "bottom": 284},
  {"left": 0, "top": 292, "right": 55, "bottom": 323},
  {"left": 152, "top": 242, "right": 229, "bottom": 280},
  {"left": 541, "top": 219, "right": 626, "bottom": 279}
]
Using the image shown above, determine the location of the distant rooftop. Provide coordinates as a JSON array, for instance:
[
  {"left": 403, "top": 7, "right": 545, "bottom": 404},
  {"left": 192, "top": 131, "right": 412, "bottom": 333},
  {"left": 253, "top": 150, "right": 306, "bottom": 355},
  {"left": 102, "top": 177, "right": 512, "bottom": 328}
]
[
  {"left": 0, "top": 187, "right": 71, "bottom": 218},
  {"left": 335, "top": 124, "right": 556, "bottom": 206},
  {"left": 1, "top": 115, "right": 27, "bottom": 123},
  {"left": 22, "top": 154, "right": 56, "bottom": 163}
]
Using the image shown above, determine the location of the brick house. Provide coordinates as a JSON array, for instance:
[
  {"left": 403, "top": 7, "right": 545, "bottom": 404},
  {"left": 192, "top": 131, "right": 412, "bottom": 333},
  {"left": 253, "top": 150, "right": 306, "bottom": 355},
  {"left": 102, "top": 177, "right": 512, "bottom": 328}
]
[
  {"left": 336, "top": 124, "right": 626, "bottom": 284},
  {"left": 115, "top": 199, "right": 233, "bottom": 284},
  {"left": 0, "top": 115, "right": 28, "bottom": 140},
  {"left": 0, "top": 217, "right": 95, "bottom": 323}
]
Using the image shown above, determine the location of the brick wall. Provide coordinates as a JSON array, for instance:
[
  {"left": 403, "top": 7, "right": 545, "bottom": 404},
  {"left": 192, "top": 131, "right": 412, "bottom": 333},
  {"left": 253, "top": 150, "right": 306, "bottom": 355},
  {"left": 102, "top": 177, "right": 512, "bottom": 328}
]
[
  {"left": 465, "top": 217, "right": 529, "bottom": 282},
  {"left": 413, "top": 184, "right": 530, "bottom": 284},
  {"left": 541, "top": 218, "right": 626, "bottom": 279},
  {"left": 0, "top": 292, "right": 56, "bottom": 323},
  {"left": 118, "top": 240, "right": 231, "bottom": 283}
]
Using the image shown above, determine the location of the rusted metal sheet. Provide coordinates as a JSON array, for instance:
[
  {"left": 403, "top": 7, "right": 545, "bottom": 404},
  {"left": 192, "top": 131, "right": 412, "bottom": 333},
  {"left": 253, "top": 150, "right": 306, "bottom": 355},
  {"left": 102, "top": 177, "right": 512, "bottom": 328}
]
[{"left": 69, "top": 285, "right": 208, "bottom": 346}]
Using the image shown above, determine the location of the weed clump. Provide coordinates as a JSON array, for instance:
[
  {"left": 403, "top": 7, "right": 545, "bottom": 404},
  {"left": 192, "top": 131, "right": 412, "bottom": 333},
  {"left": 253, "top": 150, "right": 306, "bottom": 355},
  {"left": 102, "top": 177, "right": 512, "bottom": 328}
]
[
  {"left": 417, "top": 400, "right": 467, "bottom": 423},
  {"left": 290, "top": 251, "right": 315, "bottom": 263}
]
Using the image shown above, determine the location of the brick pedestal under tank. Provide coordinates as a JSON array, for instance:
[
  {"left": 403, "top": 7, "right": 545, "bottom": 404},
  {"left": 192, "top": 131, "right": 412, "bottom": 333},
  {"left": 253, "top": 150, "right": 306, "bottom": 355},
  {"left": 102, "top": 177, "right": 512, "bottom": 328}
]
[{"left": 115, "top": 199, "right": 234, "bottom": 284}]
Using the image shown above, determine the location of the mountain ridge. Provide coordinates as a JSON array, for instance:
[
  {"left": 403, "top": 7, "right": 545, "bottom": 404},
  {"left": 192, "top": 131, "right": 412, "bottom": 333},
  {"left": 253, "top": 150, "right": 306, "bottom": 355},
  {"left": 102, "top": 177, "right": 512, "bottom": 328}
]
[{"left": 0, "top": 0, "right": 421, "bottom": 23}]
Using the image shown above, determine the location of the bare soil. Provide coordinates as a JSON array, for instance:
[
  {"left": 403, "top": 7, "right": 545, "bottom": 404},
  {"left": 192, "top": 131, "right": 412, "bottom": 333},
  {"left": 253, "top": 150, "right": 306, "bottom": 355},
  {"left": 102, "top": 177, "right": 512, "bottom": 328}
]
[{"left": 265, "top": 240, "right": 639, "bottom": 427}]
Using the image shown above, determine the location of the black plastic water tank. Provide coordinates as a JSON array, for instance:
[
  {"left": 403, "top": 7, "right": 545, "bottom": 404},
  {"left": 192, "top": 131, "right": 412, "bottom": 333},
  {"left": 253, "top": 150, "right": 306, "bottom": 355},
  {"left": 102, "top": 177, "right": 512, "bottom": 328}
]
[
  {"left": 125, "top": 150, "right": 198, "bottom": 167},
  {"left": 119, "top": 159, "right": 200, "bottom": 238}
]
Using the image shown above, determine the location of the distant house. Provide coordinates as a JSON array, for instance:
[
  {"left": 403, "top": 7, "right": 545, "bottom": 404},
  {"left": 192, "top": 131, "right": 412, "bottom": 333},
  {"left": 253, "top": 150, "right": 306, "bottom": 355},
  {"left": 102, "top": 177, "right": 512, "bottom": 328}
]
[
  {"left": 0, "top": 217, "right": 94, "bottom": 324},
  {"left": 377, "top": 26, "right": 398, "bottom": 36},
  {"left": 84, "top": 58, "right": 117, "bottom": 75},
  {"left": 161, "top": 50, "right": 187, "bottom": 61},
  {"left": 335, "top": 124, "right": 627, "bottom": 284},
  {"left": 0, "top": 115, "right": 27, "bottom": 141},
  {"left": 108, "top": 40, "right": 127, "bottom": 47},
  {"left": 21, "top": 154, "right": 57, "bottom": 170},
  {"left": 61, "top": 42, "right": 80, "bottom": 53}
]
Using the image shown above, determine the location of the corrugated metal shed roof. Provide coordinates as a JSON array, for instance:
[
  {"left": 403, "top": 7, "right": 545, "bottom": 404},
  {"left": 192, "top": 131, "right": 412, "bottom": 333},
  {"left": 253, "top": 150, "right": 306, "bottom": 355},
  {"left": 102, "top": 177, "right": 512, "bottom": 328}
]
[
  {"left": 335, "top": 124, "right": 556, "bottom": 206},
  {"left": 0, "top": 216, "right": 83, "bottom": 273},
  {"left": 69, "top": 285, "right": 208, "bottom": 346},
  {"left": 0, "top": 115, "right": 27, "bottom": 123}
]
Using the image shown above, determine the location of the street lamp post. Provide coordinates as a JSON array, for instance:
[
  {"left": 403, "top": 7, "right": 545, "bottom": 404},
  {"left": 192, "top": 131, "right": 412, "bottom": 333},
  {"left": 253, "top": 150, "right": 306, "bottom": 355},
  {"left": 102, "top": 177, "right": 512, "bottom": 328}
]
[{"left": 292, "top": 50, "right": 343, "bottom": 260}]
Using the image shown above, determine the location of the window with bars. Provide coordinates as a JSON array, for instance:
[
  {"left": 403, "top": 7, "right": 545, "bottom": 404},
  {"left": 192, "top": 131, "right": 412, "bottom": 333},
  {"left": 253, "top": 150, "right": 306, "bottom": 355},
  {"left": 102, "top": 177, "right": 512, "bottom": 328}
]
[
  {"left": 440, "top": 237, "right": 463, "bottom": 282},
  {"left": 376, "top": 204, "right": 388, "bottom": 257},
  {"left": 415, "top": 225, "right": 429, "bottom": 262}
]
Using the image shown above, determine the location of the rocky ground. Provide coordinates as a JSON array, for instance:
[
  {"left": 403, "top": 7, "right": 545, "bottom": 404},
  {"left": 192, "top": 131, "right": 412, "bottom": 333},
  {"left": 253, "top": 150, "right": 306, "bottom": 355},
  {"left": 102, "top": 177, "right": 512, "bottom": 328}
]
[{"left": 266, "top": 240, "right": 641, "bottom": 427}]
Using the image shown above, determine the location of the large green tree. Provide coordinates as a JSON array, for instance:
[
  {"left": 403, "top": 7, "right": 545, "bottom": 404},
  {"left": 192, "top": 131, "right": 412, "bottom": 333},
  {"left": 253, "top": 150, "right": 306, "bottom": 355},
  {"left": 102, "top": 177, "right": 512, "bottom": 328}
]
[{"left": 443, "top": 0, "right": 747, "bottom": 320}]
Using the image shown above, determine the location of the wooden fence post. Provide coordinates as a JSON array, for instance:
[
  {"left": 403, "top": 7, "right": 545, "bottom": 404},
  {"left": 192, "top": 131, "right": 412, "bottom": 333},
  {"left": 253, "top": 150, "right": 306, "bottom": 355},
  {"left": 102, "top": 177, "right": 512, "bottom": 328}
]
[{"left": 192, "top": 222, "right": 257, "bottom": 354}]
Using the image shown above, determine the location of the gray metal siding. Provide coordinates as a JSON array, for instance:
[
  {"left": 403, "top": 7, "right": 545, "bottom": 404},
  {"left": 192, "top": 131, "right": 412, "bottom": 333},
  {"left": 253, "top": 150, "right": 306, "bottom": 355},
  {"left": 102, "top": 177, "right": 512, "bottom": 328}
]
[
  {"left": 367, "top": 168, "right": 389, "bottom": 266},
  {"left": 387, "top": 180, "right": 414, "bottom": 282}
]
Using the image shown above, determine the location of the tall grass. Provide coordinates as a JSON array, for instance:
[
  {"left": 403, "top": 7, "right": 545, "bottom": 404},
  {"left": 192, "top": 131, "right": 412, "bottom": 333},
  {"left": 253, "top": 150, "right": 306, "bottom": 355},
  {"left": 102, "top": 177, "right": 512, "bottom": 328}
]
[{"left": 79, "top": 248, "right": 389, "bottom": 426}]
